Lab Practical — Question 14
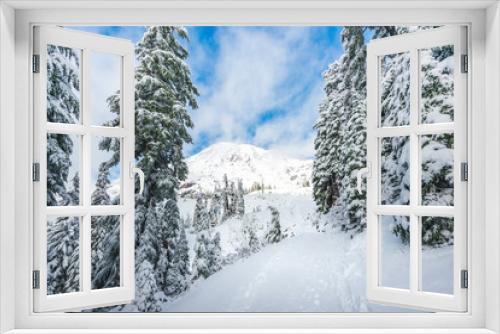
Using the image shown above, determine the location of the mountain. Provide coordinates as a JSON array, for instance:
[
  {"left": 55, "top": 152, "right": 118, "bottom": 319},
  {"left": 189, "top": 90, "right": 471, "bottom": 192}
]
[{"left": 181, "top": 142, "right": 312, "bottom": 195}]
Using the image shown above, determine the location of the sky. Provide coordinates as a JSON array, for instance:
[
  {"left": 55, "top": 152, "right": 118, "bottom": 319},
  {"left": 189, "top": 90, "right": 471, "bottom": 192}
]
[{"left": 70, "top": 26, "right": 344, "bottom": 160}]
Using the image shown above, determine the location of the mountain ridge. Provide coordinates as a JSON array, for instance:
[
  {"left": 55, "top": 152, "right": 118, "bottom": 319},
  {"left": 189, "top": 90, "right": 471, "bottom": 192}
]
[{"left": 181, "top": 142, "right": 312, "bottom": 196}]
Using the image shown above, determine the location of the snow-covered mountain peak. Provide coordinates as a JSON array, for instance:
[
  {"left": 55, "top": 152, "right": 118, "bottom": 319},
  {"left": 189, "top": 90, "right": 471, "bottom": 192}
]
[{"left": 181, "top": 142, "right": 312, "bottom": 195}]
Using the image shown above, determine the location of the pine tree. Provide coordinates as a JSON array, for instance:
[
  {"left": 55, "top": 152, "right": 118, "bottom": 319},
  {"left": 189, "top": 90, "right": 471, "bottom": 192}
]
[
  {"left": 172, "top": 223, "right": 191, "bottom": 293},
  {"left": 266, "top": 206, "right": 282, "bottom": 244},
  {"left": 192, "top": 233, "right": 210, "bottom": 280},
  {"left": 192, "top": 196, "right": 209, "bottom": 232},
  {"left": 97, "top": 26, "right": 198, "bottom": 308},
  {"left": 46, "top": 45, "right": 80, "bottom": 207},
  {"left": 135, "top": 260, "right": 161, "bottom": 312},
  {"left": 236, "top": 179, "right": 245, "bottom": 217},
  {"left": 207, "top": 232, "right": 223, "bottom": 274},
  {"left": 208, "top": 193, "right": 221, "bottom": 227},
  {"left": 221, "top": 174, "right": 230, "bottom": 220},
  {"left": 157, "top": 199, "right": 190, "bottom": 296},
  {"left": 312, "top": 27, "right": 367, "bottom": 234},
  {"left": 46, "top": 217, "right": 80, "bottom": 294},
  {"left": 241, "top": 215, "right": 260, "bottom": 254},
  {"left": 91, "top": 216, "right": 120, "bottom": 290}
]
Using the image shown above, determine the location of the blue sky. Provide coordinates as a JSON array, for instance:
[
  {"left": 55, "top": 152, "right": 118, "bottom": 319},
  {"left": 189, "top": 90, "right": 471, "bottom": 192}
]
[{"left": 71, "top": 26, "right": 344, "bottom": 159}]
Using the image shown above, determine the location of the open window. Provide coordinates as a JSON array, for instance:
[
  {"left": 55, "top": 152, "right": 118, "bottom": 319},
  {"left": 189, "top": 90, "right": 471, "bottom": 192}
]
[
  {"left": 32, "top": 26, "right": 138, "bottom": 312},
  {"left": 364, "top": 26, "right": 468, "bottom": 312}
]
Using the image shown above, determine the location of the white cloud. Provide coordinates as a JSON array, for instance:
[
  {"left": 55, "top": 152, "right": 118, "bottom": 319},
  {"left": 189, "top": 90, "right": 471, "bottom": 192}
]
[{"left": 187, "top": 27, "right": 334, "bottom": 159}]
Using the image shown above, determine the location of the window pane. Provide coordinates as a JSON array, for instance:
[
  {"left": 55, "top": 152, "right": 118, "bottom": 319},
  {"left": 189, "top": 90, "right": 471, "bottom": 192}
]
[
  {"left": 47, "top": 133, "right": 81, "bottom": 206},
  {"left": 91, "top": 52, "right": 121, "bottom": 127},
  {"left": 380, "top": 52, "right": 410, "bottom": 127},
  {"left": 47, "top": 216, "right": 80, "bottom": 295},
  {"left": 421, "top": 133, "right": 454, "bottom": 206},
  {"left": 91, "top": 136, "right": 121, "bottom": 205},
  {"left": 379, "top": 215, "right": 410, "bottom": 290},
  {"left": 380, "top": 136, "right": 410, "bottom": 205},
  {"left": 421, "top": 216, "right": 454, "bottom": 294},
  {"left": 91, "top": 215, "right": 121, "bottom": 289},
  {"left": 420, "top": 45, "right": 454, "bottom": 124},
  {"left": 47, "top": 45, "right": 81, "bottom": 124}
]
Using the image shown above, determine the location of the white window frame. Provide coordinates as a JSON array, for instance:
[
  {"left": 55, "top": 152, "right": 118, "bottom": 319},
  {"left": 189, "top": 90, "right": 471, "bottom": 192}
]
[
  {"left": 32, "top": 26, "right": 136, "bottom": 312},
  {"left": 0, "top": 1, "right": 499, "bottom": 333},
  {"left": 365, "top": 26, "right": 468, "bottom": 312}
]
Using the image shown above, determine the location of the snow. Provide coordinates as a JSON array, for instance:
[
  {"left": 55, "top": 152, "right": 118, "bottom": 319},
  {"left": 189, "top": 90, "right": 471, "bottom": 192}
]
[
  {"left": 182, "top": 142, "right": 312, "bottom": 194},
  {"left": 171, "top": 143, "right": 453, "bottom": 312},
  {"left": 163, "top": 230, "right": 424, "bottom": 312}
]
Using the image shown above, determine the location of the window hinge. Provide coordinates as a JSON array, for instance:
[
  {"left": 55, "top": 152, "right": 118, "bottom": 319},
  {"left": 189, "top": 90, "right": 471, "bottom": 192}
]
[
  {"left": 461, "top": 54, "right": 468, "bottom": 73},
  {"left": 33, "top": 270, "right": 40, "bottom": 289},
  {"left": 32, "top": 162, "right": 40, "bottom": 182},
  {"left": 461, "top": 269, "right": 468, "bottom": 289},
  {"left": 32, "top": 54, "right": 40, "bottom": 73},
  {"left": 461, "top": 162, "right": 468, "bottom": 182}
]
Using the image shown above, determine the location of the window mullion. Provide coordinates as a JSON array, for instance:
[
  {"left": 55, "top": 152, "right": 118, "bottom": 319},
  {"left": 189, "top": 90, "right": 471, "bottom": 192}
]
[
  {"left": 81, "top": 47, "right": 92, "bottom": 295},
  {"left": 409, "top": 47, "right": 420, "bottom": 294}
]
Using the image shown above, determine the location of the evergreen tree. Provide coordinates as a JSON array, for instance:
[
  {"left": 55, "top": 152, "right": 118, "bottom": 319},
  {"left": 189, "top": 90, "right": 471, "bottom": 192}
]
[
  {"left": 192, "top": 195, "right": 209, "bottom": 232},
  {"left": 135, "top": 260, "right": 161, "bottom": 312},
  {"left": 97, "top": 26, "right": 198, "bottom": 308},
  {"left": 46, "top": 45, "right": 80, "bottom": 207},
  {"left": 241, "top": 215, "right": 260, "bottom": 254},
  {"left": 192, "top": 233, "right": 210, "bottom": 280},
  {"left": 46, "top": 173, "right": 80, "bottom": 294},
  {"left": 46, "top": 217, "right": 80, "bottom": 294},
  {"left": 91, "top": 216, "right": 120, "bottom": 290},
  {"left": 236, "top": 179, "right": 245, "bottom": 217},
  {"left": 312, "top": 27, "right": 367, "bottom": 234},
  {"left": 208, "top": 193, "right": 221, "bottom": 227},
  {"left": 207, "top": 232, "right": 223, "bottom": 274},
  {"left": 157, "top": 199, "right": 190, "bottom": 296},
  {"left": 265, "top": 206, "right": 282, "bottom": 244},
  {"left": 221, "top": 174, "right": 230, "bottom": 220},
  {"left": 172, "top": 223, "right": 191, "bottom": 292}
]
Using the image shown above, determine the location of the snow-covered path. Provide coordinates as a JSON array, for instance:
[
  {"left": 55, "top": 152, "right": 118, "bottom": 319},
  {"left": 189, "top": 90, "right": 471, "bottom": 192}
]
[{"left": 163, "top": 231, "right": 405, "bottom": 312}]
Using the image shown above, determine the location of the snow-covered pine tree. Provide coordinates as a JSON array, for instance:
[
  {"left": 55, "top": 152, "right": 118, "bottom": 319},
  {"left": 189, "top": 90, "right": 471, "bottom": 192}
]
[
  {"left": 135, "top": 206, "right": 162, "bottom": 311},
  {"left": 191, "top": 233, "right": 210, "bottom": 280},
  {"left": 419, "top": 44, "right": 455, "bottom": 246},
  {"left": 228, "top": 181, "right": 238, "bottom": 216},
  {"left": 97, "top": 26, "right": 198, "bottom": 308},
  {"left": 46, "top": 45, "right": 80, "bottom": 207},
  {"left": 91, "top": 216, "right": 120, "bottom": 290},
  {"left": 207, "top": 232, "right": 223, "bottom": 275},
  {"left": 312, "top": 27, "right": 367, "bottom": 234},
  {"left": 236, "top": 179, "right": 245, "bottom": 217},
  {"left": 192, "top": 195, "right": 209, "bottom": 232},
  {"left": 91, "top": 163, "right": 112, "bottom": 206},
  {"left": 221, "top": 174, "right": 230, "bottom": 220},
  {"left": 241, "top": 214, "right": 260, "bottom": 255},
  {"left": 265, "top": 206, "right": 282, "bottom": 244},
  {"left": 312, "top": 82, "right": 340, "bottom": 214},
  {"left": 135, "top": 260, "right": 161, "bottom": 312},
  {"left": 157, "top": 199, "right": 191, "bottom": 296},
  {"left": 171, "top": 222, "right": 191, "bottom": 293},
  {"left": 208, "top": 193, "right": 221, "bottom": 227},
  {"left": 47, "top": 216, "right": 80, "bottom": 294},
  {"left": 46, "top": 174, "right": 80, "bottom": 294},
  {"left": 89, "top": 163, "right": 120, "bottom": 289}
]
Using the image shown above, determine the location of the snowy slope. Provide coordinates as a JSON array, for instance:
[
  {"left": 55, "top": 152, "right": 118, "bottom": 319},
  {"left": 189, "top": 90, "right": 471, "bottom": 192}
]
[
  {"left": 181, "top": 142, "right": 312, "bottom": 195},
  {"left": 162, "top": 230, "right": 421, "bottom": 312}
]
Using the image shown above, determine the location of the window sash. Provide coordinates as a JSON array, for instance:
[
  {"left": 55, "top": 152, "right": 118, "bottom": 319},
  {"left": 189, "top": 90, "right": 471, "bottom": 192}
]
[
  {"left": 32, "top": 25, "right": 136, "bottom": 312},
  {"left": 366, "top": 26, "right": 468, "bottom": 312}
]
